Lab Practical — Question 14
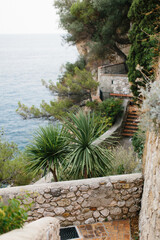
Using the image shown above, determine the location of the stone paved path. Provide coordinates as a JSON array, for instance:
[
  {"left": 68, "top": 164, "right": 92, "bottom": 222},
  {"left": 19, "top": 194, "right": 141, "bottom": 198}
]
[{"left": 76, "top": 219, "right": 131, "bottom": 240}]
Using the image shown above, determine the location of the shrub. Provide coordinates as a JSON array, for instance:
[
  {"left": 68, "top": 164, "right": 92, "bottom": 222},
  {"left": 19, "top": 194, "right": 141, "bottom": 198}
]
[
  {"left": 132, "top": 129, "right": 146, "bottom": 158},
  {"left": 0, "top": 197, "right": 30, "bottom": 234},
  {"left": 107, "top": 146, "right": 140, "bottom": 175},
  {"left": 63, "top": 111, "right": 113, "bottom": 179},
  {"left": 86, "top": 100, "right": 99, "bottom": 110},
  {"left": 25, "top": 125, "right": 69, "bottom": 182},
  {"left": 58, "top": 56, "right": 86, "bottom": 82},
  {"left": 140, "top": 81, "right": 160, "bottom": 133},
  {"left": 127, "top": 0, "right": 159, "bottom": 97},
  {"left": 0, "top": 133, "right": 36, "bottom": 187},
  {"left": 98, "top": 98, "right": 123, "bottom": 124}
]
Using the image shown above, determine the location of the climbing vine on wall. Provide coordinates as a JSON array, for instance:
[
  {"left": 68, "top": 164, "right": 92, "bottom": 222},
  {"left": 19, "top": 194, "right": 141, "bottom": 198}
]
[{"left": 127, "top": 0, "right": 160, "bottom": 98}]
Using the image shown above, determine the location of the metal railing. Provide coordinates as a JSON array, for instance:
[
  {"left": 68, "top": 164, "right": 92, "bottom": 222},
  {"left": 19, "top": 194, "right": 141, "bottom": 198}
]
[{"left": 100, "top": 62, "right": 127, "bottom": 75}]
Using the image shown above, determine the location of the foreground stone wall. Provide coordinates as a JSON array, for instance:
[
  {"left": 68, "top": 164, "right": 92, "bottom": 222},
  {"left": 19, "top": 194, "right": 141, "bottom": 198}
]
[
  {"left": 0, "top": 173, "right": 143, "bottom": 227},
  {"left": 139, "top": 133, "right": 160, "bottom": 240},
  {"left": 139, "top": 58, "right": 160, "bottom": 240},
  {"left": 0, "top": 217, "right": 60, "bottom": 240}
]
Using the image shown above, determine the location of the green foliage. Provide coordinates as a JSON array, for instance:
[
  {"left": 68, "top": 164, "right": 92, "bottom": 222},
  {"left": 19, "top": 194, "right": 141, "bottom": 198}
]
[
  {"left": 87, "top": 98, "right": 123, "bottom": 125},
  {"left": 0, "top": 133, "right": 35, "bottom": 187},
  {"left": 54, "top": 0, "right": 132, "bottom": 62},
  {"left": 17, "top": 67, "right": 98, "bottom": 120},
  {"left": 58, "top": 56, "right": 86, "bottom": 82},
  {"left": 17, "top": 99, "right": 74, "bottom": 120},
  {"left": 107, "top": 146, "right": 140, "bottom": 175},
  {"left": 25, "top": 125, "right": 69, "bottom": 182},
  {"left": 86, "top": 98, "right": 123, "bottom": 134},
  {"left": 127, "top": 0, "right": 160, "bottom": 97},
  {"left": 98, "top": 98, "right": 123, "bottom": 124},
  {"left": 86, "top": 100, "right": 99, "bottom": 110},
  {"left": 0, "top": 197, "right": 30, "bottom": 234},
  {"left": 132, "top": 129, "right": 146, "bottom": 158},
  {"left": 42, "top": 67, "right": 98, "bottom": 101},
  {"left": 63, "top": 111, "right": 113, "bottom": 179}
]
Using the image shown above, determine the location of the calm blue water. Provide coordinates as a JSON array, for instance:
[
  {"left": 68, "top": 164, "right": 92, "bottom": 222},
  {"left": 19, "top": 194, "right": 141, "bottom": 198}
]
[{"left": 0, "top": 34, "right": 78, "bottom": 149}]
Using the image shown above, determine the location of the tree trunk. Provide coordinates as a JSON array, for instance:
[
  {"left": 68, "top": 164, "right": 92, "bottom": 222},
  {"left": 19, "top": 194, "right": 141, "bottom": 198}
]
[
  {"left": 84, "top": 167, "right": 88, "bottom": 178},
  {"left": 50, "top": 167, "right": 58, "bottom": 182}
]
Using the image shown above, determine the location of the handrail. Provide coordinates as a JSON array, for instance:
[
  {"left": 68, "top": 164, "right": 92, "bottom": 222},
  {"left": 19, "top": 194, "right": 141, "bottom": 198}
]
[{"left": 110, "top": 93, "right": 133, "bottom": 98}]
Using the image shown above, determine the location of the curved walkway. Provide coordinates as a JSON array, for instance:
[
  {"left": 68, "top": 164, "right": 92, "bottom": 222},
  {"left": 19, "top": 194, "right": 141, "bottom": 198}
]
[{"left": 93, "top": 99, "right": 129, "bottom": 146}]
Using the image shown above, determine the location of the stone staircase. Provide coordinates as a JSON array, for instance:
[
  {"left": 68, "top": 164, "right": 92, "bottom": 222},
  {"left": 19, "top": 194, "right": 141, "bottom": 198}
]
[{"left": 122, "top": 104, "right": 140, "bottom": 137}]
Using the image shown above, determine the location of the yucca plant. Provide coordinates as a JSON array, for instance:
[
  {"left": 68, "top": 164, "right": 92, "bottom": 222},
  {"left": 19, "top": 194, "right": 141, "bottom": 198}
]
[
  {"left": 25, "top": 125, "right": 69, "bottom": 182},
  {"left": 63, "top": 111, "right": 112, "bottom": 179}
]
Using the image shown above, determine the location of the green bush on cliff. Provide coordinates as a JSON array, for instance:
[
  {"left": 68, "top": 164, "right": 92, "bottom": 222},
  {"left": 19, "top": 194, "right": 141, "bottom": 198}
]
[
  {"left": 127, "top": 0, "right": 160, "bottom": 97},
  {"left": 58, "top": 56, "right": 86, "bottom": 83},
  {"left": 54, "top": 0, "right": 132, "bottom": 63}
]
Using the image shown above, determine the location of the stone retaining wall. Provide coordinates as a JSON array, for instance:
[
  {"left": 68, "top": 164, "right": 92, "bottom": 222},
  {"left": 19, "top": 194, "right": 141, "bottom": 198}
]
[
  {"left": 0, "top": 173, "right": 143, "bottom": 227},
  {"left": 139, "top": 58, "right": 160, "bottom": 240}
]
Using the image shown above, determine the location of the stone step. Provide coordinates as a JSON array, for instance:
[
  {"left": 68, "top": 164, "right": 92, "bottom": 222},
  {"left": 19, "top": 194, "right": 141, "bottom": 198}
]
[
  {"left": 122, "top": 133, "right": 134, "bottom": 137},
  {"left": 123, "top": 129, "right": 137, "bottom": 133},
  {"left": 125, "top": 125, "right": 138, "bottom": 130},
  {"left": 126, "top": 118, "right": 139, "bottom": 123},
  {"left": 126, "top": 122, "right": 139, "bottom": 126}
]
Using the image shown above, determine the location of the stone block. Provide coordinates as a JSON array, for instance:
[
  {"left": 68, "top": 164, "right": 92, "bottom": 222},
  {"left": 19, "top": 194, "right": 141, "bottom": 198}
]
[
  {"left": 54, "top": 207, "right": 65, "bottom": 215},
  {"left": 100, "top": 209, "right": 109, "bottom": 217},
  {"left": 51, "top": 189, "right": 61, "bottom": 197},
  {"left": 110, "top": 207, "right": 122, "bottom": 215},
  {"left": 57, "top": 199, "right": 71, "bottom": 207},
  {"left": 36, "top": 196, "right": 45, "bottom": 204},
  {"left": 93, "top": 211, "right": 100, "bottom": 218}
]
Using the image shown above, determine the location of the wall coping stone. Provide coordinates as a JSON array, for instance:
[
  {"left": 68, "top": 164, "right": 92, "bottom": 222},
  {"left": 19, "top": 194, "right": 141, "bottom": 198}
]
[
  {"left": 0, "top": 173, "right": 142, "bottom": 195},
  {"left": 0, "top": 173, "right": 143, "bottom": 226}
]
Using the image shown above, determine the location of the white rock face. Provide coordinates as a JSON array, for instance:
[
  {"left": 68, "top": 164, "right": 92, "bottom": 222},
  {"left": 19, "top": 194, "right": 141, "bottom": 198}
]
[{"left": 139, "top": 132, "right": 160, "bottom": 240}]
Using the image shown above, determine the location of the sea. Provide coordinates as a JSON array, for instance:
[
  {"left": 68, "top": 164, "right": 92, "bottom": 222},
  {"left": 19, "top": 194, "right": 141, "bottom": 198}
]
[{"left": 0, "top": 34, "right": 78, "bottom": 149}]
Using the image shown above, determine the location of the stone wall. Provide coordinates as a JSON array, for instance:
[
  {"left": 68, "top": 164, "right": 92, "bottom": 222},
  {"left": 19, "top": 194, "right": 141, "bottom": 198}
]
[
  {"left": 0, "top": 173, "right": 143, "bottom": 227},
  {"left": 0, "top": 217, "right": 60, "bottom": 240},
  {"left": 139, "top": 58, "right": 160, "bottom": 240},
  {"left": 139, "top": 133, "right": 160, "bottom": 240},
  {"left": 98, "top": 71, "right": 131, "bottom": 99}
]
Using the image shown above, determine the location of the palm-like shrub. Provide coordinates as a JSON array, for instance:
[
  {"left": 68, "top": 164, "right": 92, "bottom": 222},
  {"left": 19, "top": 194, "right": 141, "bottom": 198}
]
[
  {"left": 63, "top": 111, "right": 112, "bottom": 179},
  {"left": 25, "top": 125, "right": 69, "bottom": 182}
]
